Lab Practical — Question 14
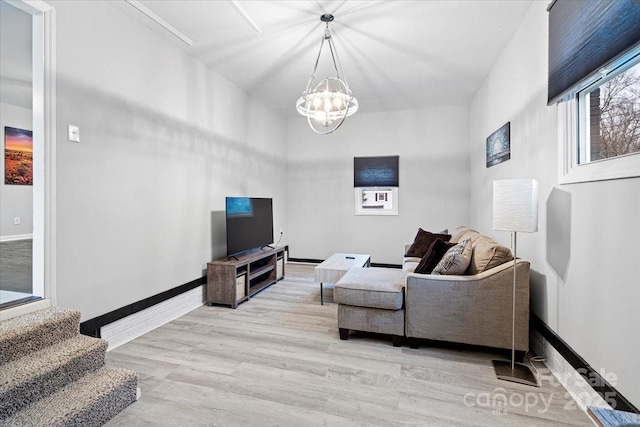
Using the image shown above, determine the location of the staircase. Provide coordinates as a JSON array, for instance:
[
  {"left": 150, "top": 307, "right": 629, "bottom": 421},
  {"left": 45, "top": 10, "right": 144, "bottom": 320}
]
[{"left": 0, "top": 307, "right": 138, "bottom": 426}]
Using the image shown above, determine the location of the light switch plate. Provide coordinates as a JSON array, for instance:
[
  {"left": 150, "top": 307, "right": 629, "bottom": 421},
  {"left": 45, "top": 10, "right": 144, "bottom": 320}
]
[{"left": 68, "top": 124, "right": 80, "bottom": 142}]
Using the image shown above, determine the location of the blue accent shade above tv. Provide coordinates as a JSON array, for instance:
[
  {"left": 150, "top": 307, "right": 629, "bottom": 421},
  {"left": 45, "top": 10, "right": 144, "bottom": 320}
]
[
  {"left": 225, "top": 197, "right": 274, "bottom": 257},
  {"left": 354, "top": 155, "right": 399, "bottom": 187}
]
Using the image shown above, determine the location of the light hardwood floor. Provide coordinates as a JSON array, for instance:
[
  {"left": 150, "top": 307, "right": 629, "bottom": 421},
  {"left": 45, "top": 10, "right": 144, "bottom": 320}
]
[
  {"left": 0, "top": 239, "right": 32, "bottom": 294},
  {"left": 106, "top": 263, "right": 592, "bottom": 426}
]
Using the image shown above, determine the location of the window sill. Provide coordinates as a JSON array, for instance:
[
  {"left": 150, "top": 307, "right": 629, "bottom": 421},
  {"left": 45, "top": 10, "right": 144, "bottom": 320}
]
[{"left": 559, "top": 153, "right": 640, "bottom": 184}]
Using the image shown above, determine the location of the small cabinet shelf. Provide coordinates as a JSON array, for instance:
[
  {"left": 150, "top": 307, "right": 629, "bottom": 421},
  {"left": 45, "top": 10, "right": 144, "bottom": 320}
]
[
  {"left": 206, "top": 246, "right": 285, "bottom": 308},
  {"left": 248, "top": 263, "right": 274, "bottom": 280}
]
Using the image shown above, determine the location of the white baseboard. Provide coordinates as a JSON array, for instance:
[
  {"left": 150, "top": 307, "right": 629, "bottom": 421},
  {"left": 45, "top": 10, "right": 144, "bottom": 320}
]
[
  {"left": 101, "top": 285, "right": 205, "bottom": 351},
  {"left": 530, "top": 328, "right": 610, "bottom": 412},
  {"left": 0, "top": 234, "right": 33, "bottom": 242}
]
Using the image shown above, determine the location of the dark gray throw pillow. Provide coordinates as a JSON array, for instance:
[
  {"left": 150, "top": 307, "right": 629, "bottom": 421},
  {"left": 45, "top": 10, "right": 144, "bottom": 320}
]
[
  {"left": 405, "top": 228, "right": 452, "bottom": 258},
  {"left": 414, "top": 239, "right": 456, "bottom": 274}
]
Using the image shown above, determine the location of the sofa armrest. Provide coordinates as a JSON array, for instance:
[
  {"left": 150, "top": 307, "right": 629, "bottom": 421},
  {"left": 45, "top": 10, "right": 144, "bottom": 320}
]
[
  {"left": 404, "top": 243, "right": 412, "bottom": 255},
  {"left": 405, "top": 259, "right": 530, "bottom": 351}
]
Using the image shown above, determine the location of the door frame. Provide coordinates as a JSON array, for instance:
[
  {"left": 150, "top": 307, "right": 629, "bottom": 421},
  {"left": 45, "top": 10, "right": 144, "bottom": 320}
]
[{"left": 5, "top": 0, "right": 56, "bottom": 311}]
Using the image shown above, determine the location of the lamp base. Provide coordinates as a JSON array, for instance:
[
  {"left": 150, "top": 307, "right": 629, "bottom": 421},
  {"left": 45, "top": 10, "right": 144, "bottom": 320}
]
[{"left": 492, "top": 360, "right": 539, "bottom": 387}]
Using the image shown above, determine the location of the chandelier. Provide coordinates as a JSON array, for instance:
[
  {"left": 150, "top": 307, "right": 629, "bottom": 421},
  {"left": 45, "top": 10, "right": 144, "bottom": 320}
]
[{"left": 296, "top": 13, "right": 358, "bottom": 134}]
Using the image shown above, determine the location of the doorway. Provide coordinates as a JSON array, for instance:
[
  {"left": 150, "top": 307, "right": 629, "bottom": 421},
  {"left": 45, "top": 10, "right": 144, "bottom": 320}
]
[{"left": 0, "top": 0, "right": 55, "bottom": 313}]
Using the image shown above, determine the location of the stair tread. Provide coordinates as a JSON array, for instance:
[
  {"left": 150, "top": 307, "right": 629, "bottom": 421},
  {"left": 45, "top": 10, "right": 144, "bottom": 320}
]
[
  {"left": 0, "top": 334, "right": 106, "bottom": 390},
  {"left": 0, "top": 307, "right": 80, "bottom": 366},
  {"left": 6, "top": 366, "right": 138, "bottom": 427},
  {"left": 0, "top": 307, "right": 78, "bottom": 334}
]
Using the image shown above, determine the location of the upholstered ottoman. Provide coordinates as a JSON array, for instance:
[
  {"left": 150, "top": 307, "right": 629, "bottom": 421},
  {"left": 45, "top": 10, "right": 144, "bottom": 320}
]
[{"left": 333, "top": 267, "right": 406, "bottom": 347}]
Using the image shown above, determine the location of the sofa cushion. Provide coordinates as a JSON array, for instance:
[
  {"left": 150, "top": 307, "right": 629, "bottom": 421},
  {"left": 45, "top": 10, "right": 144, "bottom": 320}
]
[
  {"left": 467, "top": 236, "right": 513, "bottom": 274},
  {"left": 414, "top": 238, "right": 456, "bottom": 274},
  {"left": 450, "top": 226, "right": 477, "bottom": 243},
  {"left": 432, "top": 238, "right": 473, "bottom": 275},
  {"left": 459, "top": 230, "right": 482, "bottom": 245},
  {"left": 405, "top": 228, "right": 451, "bottom": 258},
  {"left": 334, "top": 267, "right": 405, "bottom": 310}
]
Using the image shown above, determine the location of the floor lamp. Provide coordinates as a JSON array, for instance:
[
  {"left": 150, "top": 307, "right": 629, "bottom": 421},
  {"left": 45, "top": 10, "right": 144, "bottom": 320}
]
[{"left": 492, "top": 179, "right": 539, "bottom": 387}]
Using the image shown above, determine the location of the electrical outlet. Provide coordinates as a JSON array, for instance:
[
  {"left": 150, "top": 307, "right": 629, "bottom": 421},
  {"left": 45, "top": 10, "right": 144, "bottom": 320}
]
[{"left": 14, "top": 217, "right": 21, "bottom": 225}]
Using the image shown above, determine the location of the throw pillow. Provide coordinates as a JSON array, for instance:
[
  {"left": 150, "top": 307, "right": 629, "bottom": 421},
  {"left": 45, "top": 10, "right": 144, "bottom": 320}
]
[
  {"left": 459, "top": 230, "right": 482, "bottom": 245},
  {"left": 414, "top": 239, "right": 456, "bottom": 274},
  {"left": 450, "top": 226, "right": 476, "bottom": 243},
  {"left": 432, "top": 238, "right": 473, "bottom": 275},
  {"left": 467, "top": 236, "right": 513, "bottom": 274},
  {"left": 405, "top": 228, "right": 452, "bottom": 258}
]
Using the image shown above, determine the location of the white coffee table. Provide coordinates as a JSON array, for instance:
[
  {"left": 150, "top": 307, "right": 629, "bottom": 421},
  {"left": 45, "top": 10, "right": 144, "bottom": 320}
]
[{"left": 314, "top": 253, "right": 371, "bottom": 305}]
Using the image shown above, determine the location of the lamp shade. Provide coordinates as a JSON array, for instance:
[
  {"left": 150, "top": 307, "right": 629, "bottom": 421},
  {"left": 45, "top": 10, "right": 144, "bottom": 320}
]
[{"left": 493, "top": 179, "right": 538, "bottom": 232}]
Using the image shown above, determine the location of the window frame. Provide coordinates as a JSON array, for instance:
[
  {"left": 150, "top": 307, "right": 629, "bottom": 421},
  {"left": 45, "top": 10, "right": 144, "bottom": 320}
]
[{"left": 558, "top": 46, "right": 640, "bottom": 185}]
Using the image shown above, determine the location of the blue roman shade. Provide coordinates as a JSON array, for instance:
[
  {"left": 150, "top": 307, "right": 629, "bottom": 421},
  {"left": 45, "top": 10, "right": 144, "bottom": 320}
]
[
  {"left": 547, "top": 0, "right": 640, "bottom": 105},
  {"left": 354, "top": 156, "right": 399, "bottom": 187}
]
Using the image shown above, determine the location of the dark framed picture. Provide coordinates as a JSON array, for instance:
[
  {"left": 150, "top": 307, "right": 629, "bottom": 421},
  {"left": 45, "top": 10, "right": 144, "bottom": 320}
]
[
  {"left": 4, "top": 126, "right": 33, "bottom": 185},
  {"left": 354, "top": 155, "right": 399, "bottom": 187},
  {"left": 486, "top": 122, "right": 510, "bottom": 168}
]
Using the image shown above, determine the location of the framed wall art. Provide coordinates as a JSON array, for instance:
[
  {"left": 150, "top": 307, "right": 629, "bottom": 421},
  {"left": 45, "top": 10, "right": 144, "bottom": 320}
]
[
  {"left": 354, "top": 155, "right": 399, "bottom": 215},
  {"left": 355, "top": 187, "right": 399, "bottom": 216},
  {"left": 4, "top": 126, "right": 33, "bottom": 185},
  {"left": 486, "top": 122, "right": 510, "bottom": 168}
]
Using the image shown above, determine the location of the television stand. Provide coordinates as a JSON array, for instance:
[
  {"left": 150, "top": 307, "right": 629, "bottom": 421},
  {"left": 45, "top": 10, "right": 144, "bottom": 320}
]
[
  {"left": 207, "top": 246, "right": 285, "bottom": 308},
  {"left": 261, "top": 244, "right": 275, "bottom": 250}
]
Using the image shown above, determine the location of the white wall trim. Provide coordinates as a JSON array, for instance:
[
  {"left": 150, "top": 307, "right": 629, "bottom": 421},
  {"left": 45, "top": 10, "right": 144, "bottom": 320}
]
[
  {"left": 0, "top": 233, "right": 33, "bottom": 242},
  {"left": 42, "top": 2, "right": 56, "bottom": 306},
  {"left": 124, "top": 0, "right": 193, "bottom": 46},
  {"left": 10, "top": 0, "right": 56, "bottom": 305},
  {"left": 26, "top": 0, "right": 56, "bottom": 303},
  {"left": 101, "top": 285, "right": 205, "bottom": 351}
]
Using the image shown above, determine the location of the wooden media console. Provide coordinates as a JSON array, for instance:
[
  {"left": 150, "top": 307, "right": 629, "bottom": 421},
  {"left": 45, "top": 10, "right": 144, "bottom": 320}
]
[{"left": 206, "top": 246, "right": 285, "bottom": 308}]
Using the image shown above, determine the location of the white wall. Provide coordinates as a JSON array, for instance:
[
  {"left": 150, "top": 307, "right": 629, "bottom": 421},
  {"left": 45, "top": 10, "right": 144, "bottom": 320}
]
[
  {"left": 469, "top": 2, "right": 639, "bottom": 408},
  {"left": 53, "top": 1, "right": 287, "bottom": 320},
  {"left": 0, "top": 102, "right": 33, "bottom": 239},
  {"left": 287, "top": 105, "right": 470, "bottom": 264},
  {"left": 0, "top": 0, "right": 32, "bottom": 110}
]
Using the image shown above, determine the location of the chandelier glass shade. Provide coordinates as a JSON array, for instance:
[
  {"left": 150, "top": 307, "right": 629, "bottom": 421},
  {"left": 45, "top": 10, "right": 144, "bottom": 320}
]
[{"left": 296, "top": 14, "right": 358, "bottom": 134}]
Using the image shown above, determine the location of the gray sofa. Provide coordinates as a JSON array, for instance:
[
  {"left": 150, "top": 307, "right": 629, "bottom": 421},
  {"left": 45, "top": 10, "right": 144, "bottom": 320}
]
[{"left": 334, "top": 226, "right": 531, "bottom": 353}]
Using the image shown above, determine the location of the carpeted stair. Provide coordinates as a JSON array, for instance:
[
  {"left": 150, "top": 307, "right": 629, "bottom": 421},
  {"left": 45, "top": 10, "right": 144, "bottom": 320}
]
[{"left": 0, "top": 307, "right": 138, "bottom": 426}]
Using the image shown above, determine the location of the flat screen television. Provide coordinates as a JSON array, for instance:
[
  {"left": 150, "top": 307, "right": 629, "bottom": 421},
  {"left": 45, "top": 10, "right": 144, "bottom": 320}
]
[{"left": 225, "top": 197, "right": 274, "bottom": 257}]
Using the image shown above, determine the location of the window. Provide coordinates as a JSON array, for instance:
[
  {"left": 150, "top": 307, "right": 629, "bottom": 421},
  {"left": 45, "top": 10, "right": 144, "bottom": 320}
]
[
  {"left": 578, "top": 61, "right": 640, "bottom": 165},
  {"left": 558, "top": 50, "right": 640, "bottom": 184},
  {"left": 548, "top": 0, "right": 640, "bottom": 183}
]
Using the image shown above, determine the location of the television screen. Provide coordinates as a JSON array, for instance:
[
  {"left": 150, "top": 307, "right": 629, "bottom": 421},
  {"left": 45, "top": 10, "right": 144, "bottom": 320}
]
[{"left": 225, "top": 197, "right": 274, "bottom": 257}]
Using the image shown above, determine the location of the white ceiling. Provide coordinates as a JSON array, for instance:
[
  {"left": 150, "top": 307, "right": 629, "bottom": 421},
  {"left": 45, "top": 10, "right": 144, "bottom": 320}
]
[
  {"left": 114, "top": 0, "right": 534, "bottom": 118},
  {"left": 0, "top": 1, "right": 535, "bottom": 116}
]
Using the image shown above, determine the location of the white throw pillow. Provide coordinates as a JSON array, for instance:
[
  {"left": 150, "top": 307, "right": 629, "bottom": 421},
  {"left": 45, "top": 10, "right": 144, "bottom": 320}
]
[{"left": 432, "top": 238, "right": 473, "bottom": 275}]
